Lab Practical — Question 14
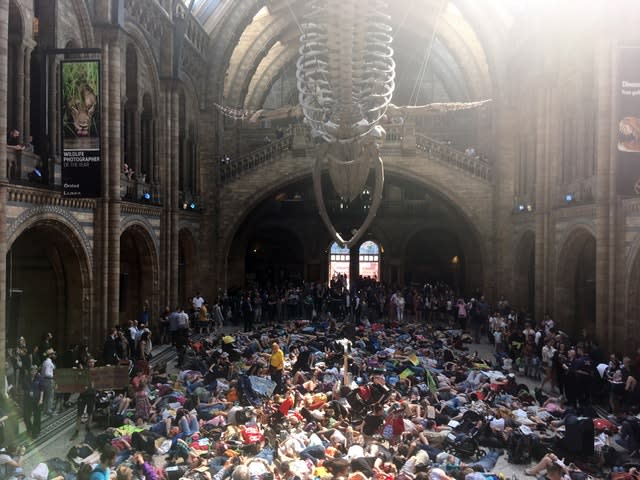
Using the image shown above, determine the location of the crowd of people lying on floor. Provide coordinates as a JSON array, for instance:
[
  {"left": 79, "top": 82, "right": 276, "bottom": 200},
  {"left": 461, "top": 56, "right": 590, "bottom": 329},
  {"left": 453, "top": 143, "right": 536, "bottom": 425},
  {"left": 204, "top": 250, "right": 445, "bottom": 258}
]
[{"left": 4, "top": 283, "right": 640, "bottom": 480}]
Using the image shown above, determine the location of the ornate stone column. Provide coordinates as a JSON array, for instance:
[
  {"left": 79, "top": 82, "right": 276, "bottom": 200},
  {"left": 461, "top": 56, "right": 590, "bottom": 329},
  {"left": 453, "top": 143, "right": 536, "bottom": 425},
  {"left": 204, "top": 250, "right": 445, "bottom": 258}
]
[
  {"left": 0, "top": 0, "right": 9, "bottom": 394},
  {"left": 0, "top": 1, "right": 8, "bottom": 180},
  {"left": 15, "top": 42, "right": 24, "bottom": 143},
  {"left": 169, "top": 87, "right": 180, "bottom": 308},
  {"left": 95, "top": 41, "right": 112, "bottom": 341},
  {"left": 159, "top": 83, "right": 180, "bottom": 308},
  {"left": 159, "top": 88, "right": 169, "bottom": 306},
  {"left": 534, "top": 88, "right": 550, "bottom": 321},
  {"left": 152, "top": 117, "right": 160, "bottom": 184},
  {"left": 492, "top": 95, "right": 516, "bottom": 301},
  {"left": 23, "top": 45, "right": 33, "bottom": 140},
  {"left": 107, "top": 36, "right": 122, "bottom": 328},
  {"left": 595, "top": 37, "right": 614, "bottom": 349}
]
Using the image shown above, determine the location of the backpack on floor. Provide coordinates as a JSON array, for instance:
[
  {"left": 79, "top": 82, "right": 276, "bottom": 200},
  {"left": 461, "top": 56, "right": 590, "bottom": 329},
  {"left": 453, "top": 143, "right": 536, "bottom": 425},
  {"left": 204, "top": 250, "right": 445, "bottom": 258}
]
[{"left": 507, "top": 431, "right": 532, "bottom": 464}]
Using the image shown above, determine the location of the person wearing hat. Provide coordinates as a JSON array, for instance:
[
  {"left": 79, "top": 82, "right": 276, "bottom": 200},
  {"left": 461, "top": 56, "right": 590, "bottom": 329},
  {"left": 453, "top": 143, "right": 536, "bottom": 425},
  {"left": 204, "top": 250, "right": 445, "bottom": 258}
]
[
  {"left": 22, "top": 364, "right": 44, "bottom": 438},
  {"left": 41, "top": 348, "right": 56, "bottom": 416}
]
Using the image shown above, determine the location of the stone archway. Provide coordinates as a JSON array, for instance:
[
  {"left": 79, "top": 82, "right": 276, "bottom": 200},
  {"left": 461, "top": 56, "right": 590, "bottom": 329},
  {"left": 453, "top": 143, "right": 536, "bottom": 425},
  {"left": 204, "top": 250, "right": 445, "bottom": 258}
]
[
  {"left": 242, "top": 225, "right": 305, "bottom": 287},
  {"left": 513, "top": 231, "right": 535, "bottom": 315},
  {"left": 625, "top": 245, "right": 640, "bottom": 352},
  {"left": 178, "top": 228, "right": 198, "bottom": 307},
  {"left": 6, "top": 220, "right": 91, "bottom": 352},
  {"left": 403, "top": 229, "right": 471, "bottom": 293},
  {"left": 555, "top": 227, "right": 596, "bottom": 337},
  {"left": 119, "top": 225, "right": 158, "bottom": 324}
]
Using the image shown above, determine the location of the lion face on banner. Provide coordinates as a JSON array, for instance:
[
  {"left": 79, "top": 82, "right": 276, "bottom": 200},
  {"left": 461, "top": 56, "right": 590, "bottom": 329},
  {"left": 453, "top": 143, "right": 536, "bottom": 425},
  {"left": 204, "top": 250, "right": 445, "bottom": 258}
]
[{"left": 67, "top": 84, "right": 97, "bottom": 137}]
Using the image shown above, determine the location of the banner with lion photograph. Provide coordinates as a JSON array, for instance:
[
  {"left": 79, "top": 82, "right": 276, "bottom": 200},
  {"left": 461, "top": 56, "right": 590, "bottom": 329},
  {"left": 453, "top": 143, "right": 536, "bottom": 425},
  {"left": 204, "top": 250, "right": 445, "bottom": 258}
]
[
  {"left": 617, "top": 47, "right": 640, "bottom": 196},
  {"left": 60, "top": 60, "right": 101, "bottom": 197}
]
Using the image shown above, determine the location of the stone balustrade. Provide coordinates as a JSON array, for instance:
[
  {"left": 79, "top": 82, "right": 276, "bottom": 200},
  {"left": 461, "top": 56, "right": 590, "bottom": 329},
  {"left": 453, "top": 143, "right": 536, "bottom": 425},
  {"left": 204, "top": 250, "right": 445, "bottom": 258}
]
[
  {"left": 415, "top": 133, "right": 492, "bottom": 182},
  {"left": 120, "top": 174, "right": 161, "bottom": 205},
  {"left": 218, "top": 134, "right": 293, "bottom": 183},
  {"left": 217, "top": 128, "right": 494, "bottom": 185}
]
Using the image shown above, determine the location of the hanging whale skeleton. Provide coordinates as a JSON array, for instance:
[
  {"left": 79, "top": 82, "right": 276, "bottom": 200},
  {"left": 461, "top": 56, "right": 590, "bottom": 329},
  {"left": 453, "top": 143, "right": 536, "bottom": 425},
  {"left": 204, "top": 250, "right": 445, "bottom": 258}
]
[{"left": 216, "top": 0, "right": 490, "bottom": 248}]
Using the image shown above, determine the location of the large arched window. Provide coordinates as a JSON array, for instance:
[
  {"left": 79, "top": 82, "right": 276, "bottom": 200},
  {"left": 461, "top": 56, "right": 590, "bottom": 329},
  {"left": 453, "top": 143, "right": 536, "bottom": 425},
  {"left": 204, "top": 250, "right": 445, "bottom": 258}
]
[
  {"left": 359, "top": 240, "right": 380, "bottom": 281},
  {"left": 329, "top": 242, "right": 350, "bottom": 286}
]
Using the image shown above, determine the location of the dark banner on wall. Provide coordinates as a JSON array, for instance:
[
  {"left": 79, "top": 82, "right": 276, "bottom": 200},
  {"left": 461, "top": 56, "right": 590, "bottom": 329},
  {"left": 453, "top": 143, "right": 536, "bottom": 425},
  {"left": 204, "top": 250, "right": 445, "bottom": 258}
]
[
  {"left": 60, "top": 60, "right": 101, "bottom": 197},
  {"left": 617, "top": 47, "right": 640, "bottom": 195}
]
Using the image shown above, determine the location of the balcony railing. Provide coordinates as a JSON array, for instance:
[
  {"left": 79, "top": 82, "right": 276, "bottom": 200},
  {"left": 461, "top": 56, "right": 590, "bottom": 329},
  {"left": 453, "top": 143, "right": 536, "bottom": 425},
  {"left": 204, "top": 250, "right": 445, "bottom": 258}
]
[
  {"left": 415, "top": 134, "right": 492, "bottom": 182},
  {"left": 218, "top": 134, "right": 293, "bottom": 183},
  {"left": 215, "top": 127, "right": 493, "bottom": 185},
  {"left": 120, "top": 174, "right": 161, "bottom": 205},
  {"left": 7, "top": 149, "right": 43, "bottom": 183}
]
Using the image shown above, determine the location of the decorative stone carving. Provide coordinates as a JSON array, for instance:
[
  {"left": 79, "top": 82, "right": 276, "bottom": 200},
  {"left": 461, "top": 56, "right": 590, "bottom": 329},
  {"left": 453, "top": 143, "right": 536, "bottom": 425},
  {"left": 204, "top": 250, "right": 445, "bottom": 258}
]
[
  {"left": 8, "top": 205, "right": 94, "bottom": 263},
  {"left": 120, "top": 214, "right": 160, "bottom": 255}
]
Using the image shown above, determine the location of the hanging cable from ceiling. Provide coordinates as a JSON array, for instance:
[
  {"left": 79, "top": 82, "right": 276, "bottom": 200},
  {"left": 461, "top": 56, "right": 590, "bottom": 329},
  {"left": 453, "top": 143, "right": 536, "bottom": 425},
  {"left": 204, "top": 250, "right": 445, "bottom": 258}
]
[{"left": 408, "top": 0, "right": 448, "bottom": 106}]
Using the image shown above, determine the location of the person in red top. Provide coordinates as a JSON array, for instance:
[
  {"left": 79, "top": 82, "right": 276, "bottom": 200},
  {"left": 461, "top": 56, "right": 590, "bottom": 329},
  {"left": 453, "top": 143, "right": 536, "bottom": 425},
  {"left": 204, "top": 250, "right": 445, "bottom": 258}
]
[{"left": 279, "top": 390, "right": 295, "bottom": 415}]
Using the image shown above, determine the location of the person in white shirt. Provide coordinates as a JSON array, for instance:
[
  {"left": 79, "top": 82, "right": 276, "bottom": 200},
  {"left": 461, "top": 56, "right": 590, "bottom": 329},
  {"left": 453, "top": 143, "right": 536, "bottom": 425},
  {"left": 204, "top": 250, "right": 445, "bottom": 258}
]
[
  {"left": 192, "top": 291, "right": 205, "bottom": 312},
  {"left": 41, "top": 349, "right": 56, "bottom": 416},
  {"left": 523, "top": 322, "right": 535, "bottom": 340},
  {"left": 543, "top": 313, "right": 555, "bottom": 335}
]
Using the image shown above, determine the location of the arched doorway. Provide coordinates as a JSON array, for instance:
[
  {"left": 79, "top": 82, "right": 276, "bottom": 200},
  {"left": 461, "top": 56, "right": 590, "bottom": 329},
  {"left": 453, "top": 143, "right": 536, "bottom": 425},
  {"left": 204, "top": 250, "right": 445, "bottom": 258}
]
[
  {"left": 120, "top": 226, "right": 157, "bottom": 323},
  {"left": 626, "top": 248, "right": 640, "bottom": 352},
  {"left": 403, "top": 229, "right": 468, "bottom": 293},
  {"left": 329, "top": 242, "right": 350, "bottom": 287},
  {"left": 6, "top": 222, "right": 90, "bottom": 351},
  {"left": 245, "top": 226, "right": 304, "bottom": 286},
  {"left": 358, "top": 240, "right": 381, "bottom": 281},
  {"left": 178, "top": 229, "right": 197, "bottom": 307},
  {"left": 556, "top": 228, "right": 596, "bottom": 336},
  {"left": 513, "top": 231, "right": 535, "bottom": 315}
]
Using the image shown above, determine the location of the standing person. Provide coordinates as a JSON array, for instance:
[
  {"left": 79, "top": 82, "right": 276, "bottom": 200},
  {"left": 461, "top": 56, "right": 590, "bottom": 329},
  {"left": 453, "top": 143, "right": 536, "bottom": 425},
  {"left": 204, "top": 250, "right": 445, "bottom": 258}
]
[
  {"left": 103, "top": 327, "right": 119, "bottom": 365},
  {"left": 541, "top": 338, "right": 557, "bottom": 394},
  {"left": 192, "top": 291, "right": 205, "bottom": 317},
  {"left": 353, "top": 292, "right": 362, "bottom": 323},
  {"left": 242, "top": 295, "right": 253, "bottom": 332},
  {"left": 543, "top": 313, "right": 555, "bottom": 336},
  {"left": 10, "top": 337, "right": 29, "bottom": 395},
  {"left": 138, "top": 299, "right": 150, "bottom": 328},
  {"left": 159, "top": 306, "right": 171, "bottom": 345},
  {"left": 168, "top": 307, "right": 181, "bottom": 346},
  {"left": 40, "top": 332, "right": 54, "bottom": 356},
  {"left": 573, "top": 345, "right": 594, "bottom": 408},
  {"left": 70, "top": 381, "right": 97, "bottom": 440},
  {"left": 476, "top": 296, "right": 490, "bottom": 341},
  {"left": 213, "top": 300, "right": 224, "bottom": 332},
  {"left": 562, "top": 347, "right": 578, "bottom": 407},
  {"left": 396, "top": 292, "right": 405, "bottom": 321},
  {"left": 456, "top": 299, "right": 467, "bottom": 330},
  {"left": 270, "top": 342, "right": 285, "bottom": 394},
  {"left": 174, "top": 307, "right": 190, "bottom": 368},
  {"left": 41, "top": 348, "right": 56, "bottom": 416},
  {"left": 253, "top": 293, "right": 263, "bottom": 325},
  {"left": 22, "top": 365, "right": 44, "bottom": 438}
]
